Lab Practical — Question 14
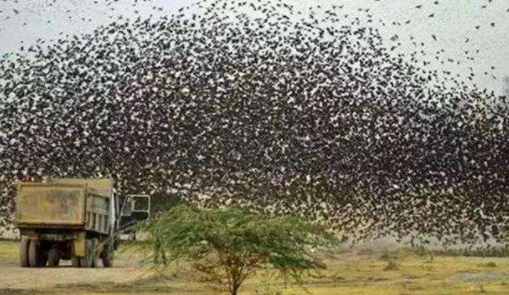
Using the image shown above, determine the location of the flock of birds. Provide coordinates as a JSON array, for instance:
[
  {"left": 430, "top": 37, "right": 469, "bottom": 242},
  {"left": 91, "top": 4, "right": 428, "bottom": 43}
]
[
  {"left": 1, "top": 0, "right": 507, "bottom": 82},
  {"left": 0, "top": 0, "right": 508, "bottom": 247}
]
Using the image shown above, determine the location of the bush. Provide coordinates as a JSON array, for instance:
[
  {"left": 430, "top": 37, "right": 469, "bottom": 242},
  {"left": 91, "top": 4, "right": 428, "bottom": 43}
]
[{"left": 141, "top": 204, "right": 337, "bottom": 295}]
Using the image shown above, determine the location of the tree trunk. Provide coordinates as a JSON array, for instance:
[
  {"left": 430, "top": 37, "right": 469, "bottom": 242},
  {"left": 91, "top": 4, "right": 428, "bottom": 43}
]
[
  {"left": 228, "top": 266, "right": 242, "bottom": 295},
  {"left": 230, "top": 283, "right": 239, "bottom": 295}
]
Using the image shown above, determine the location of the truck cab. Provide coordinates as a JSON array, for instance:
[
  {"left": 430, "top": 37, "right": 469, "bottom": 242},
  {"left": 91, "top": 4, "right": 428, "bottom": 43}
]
[{"left": 119, "top": 194, "right": 151, "bottom": 240}]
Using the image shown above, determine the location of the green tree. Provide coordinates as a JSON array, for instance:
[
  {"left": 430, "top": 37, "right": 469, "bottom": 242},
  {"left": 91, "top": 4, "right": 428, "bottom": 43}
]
[{"left": 141, "top": 204, "right": 336, "bottom": 295}]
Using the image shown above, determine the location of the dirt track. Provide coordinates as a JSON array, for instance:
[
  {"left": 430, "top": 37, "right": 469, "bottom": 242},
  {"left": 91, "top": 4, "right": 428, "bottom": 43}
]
[{"left": 0, "top": 241, "right": 149, "bottom": 291}]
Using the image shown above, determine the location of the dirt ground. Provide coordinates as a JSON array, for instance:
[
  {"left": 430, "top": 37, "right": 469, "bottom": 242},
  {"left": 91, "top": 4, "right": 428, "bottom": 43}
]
[
  {"left": 0, "top": 240, "right": 150, "bottom": 290},
  {"left": 3, "top": 240, "right": 509, "bottom": 295}
]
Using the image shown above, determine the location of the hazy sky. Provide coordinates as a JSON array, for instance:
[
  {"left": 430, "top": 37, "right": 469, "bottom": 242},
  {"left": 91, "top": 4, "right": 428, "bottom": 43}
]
[{"left": 0, "top": 0, "right": 508, "bottom": 94}]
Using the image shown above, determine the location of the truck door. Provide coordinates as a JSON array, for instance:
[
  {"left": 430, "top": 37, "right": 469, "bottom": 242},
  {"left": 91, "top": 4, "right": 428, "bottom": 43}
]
[{"left": 119, "top": 195, "right": 151, "bottom": 232}]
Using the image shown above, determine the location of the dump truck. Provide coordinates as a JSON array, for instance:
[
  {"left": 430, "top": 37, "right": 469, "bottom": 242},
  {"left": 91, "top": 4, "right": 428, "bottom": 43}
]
[{"left": 16, "top": 178, "right": 120, "bottom": 268}]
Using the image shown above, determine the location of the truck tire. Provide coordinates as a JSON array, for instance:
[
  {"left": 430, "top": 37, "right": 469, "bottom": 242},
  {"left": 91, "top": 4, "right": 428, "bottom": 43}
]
[
  {"left": 101, "top": 244, "right": 114, "bottom": 267},
  {"left": 20, "top": 238, "right": 30, "bottom": 267},
  {"left": 28, "top": 239, "right": 47, "bottom": 267},
  {"left": 47, "top": 248, "right": 60, "bottom": 267}
]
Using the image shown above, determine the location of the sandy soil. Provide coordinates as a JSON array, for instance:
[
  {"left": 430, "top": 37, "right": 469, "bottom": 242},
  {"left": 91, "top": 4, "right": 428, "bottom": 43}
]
[{"left": 0, "top": 241, "right": 150, "bottom": 291}]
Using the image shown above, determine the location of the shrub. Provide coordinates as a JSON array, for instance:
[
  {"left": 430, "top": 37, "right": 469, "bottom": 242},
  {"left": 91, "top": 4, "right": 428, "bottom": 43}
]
[{"left": 141, "top": 204, "right": 337, "bottom": 295}]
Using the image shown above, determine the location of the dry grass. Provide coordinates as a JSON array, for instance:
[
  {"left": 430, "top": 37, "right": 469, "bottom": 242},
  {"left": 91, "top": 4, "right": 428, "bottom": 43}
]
[
  {"left": 2, "top": 240, "right": 509, "bottom": 294},
  {"left": 0, "top": 239, "right": 19, "bottom": 260}
]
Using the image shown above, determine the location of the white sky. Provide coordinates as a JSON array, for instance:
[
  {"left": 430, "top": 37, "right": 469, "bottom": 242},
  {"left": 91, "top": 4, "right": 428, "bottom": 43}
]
[{"left": 0, "top": 0, "right": 508, "bottom": 94}]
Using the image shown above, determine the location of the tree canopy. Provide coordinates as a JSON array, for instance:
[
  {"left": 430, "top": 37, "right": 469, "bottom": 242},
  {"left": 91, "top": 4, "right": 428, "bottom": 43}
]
[{"left": 142, "top": 204, "right": 335, "bottom": 295}]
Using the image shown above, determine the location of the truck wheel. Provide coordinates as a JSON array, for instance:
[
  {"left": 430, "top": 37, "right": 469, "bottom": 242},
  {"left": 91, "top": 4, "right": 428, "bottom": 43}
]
[
  {"left": 28, "top": 239, "right": 47, "bottom": 267},
  {"left": 20, "top": 238, "right": 30, "bottom": 267},
  {"left": 47, "top": 248, "right": 60, "bottom": 267},
  {"left": 101, "top": 244, "right": 114, "bottom": 267},
  {"left": 91, "top": 238, "right": 101, "bottom": 268}
]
